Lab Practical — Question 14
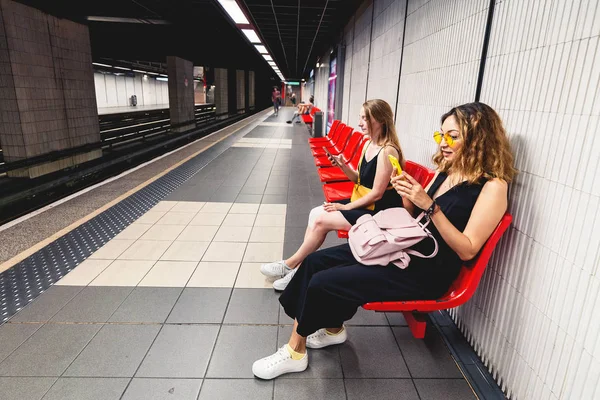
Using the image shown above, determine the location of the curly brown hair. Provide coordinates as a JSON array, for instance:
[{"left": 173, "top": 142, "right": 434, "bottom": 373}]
[
  {"left": 433, "top": 102, "right": 517, "bottom": 183},
  {"left": 362, "top": 99, "right": 405, "bottom": 166}
]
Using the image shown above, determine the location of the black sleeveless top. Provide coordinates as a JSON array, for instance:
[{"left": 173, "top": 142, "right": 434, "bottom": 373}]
[
  {"left": 357, "top": 143, "right": 403, "bottom": 211},
  {"left": 406, "top": 172, "right": 487, "bottom": 295}
]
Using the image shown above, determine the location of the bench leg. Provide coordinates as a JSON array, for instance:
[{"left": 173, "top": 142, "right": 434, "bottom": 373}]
[{"left": 402, "top": 311, "right": 427, "bottom": 339}]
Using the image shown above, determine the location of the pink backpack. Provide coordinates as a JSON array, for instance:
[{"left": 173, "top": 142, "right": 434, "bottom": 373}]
[{"left": 348, "top": 208, "right": 438, "bottom": 269}]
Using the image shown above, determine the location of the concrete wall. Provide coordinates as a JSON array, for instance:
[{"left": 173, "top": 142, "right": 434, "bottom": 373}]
[
  {"left": 236, "top": 69, "right": 245, "bottom": 112},
  {"left": 166, "top": 56, "right": 195, "bottom": 133},
  {"left": 313, "top": 0, "right": 600, "bottom": 399},
  {"left": 214, "top": 67, "right": 228, "bottom": 117},
  {"left": 0, "top": 0, "right": 100, "bottom": 178},
  {"left": 249, "top": 71, "right": 255, "bottom": 108}
]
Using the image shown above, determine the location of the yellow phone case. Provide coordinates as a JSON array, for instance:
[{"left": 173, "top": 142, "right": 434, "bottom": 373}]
[{"left": 388, "top": 154, "right": 402, "bottom": 175}]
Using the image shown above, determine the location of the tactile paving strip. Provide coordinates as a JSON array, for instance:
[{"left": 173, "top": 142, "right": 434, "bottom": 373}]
[{"left": 0, "top": 123, "right": 260, "bottom": 323}]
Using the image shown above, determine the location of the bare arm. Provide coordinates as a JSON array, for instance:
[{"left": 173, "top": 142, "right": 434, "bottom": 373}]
[
  {"left": 393, "top": 174, "right": 508, "bottom": 261},
  {"left": 430, "top": 179, "right": 507, "bottom": 261},
  {"left": 344, "top": 146, "right": 396, "bottom": 210}
]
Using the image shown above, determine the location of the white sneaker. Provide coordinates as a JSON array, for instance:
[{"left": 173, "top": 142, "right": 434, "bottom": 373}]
[
  {"left": 273, "top": 267, "right": 297, "bottom": 291},
  {"left": 260, "top": 260, "right": 290, "bottom": 278},
  {"left": 252, "top": 345, "right": 308, "bottom": 380},
  {"left": 306, "top": 327, "right": 348, "bottom": 349}
]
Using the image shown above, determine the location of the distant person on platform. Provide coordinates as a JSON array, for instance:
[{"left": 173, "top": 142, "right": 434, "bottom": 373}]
[
  {"left": 291, "top": 93, "right": 297, "bottom": 106},
  {"left": 272, "top": 87, "right": 281, "bottom": 116},
  {"left": 287, "top": 95, "right": 314, "bottom": 124}
]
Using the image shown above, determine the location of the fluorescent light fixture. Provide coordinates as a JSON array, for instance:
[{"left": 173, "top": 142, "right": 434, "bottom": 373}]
[
  {"left": 242, "top": 29, "right": 261, "bottom": 43},
  {"left": 113, "top": 65, "right": 131, "bottom": 71},
  {"left": 156, "top": 77, "right": 168, "bottom": 82},
  {"left": 146, "top": 72, "right": 160, "bottom": 76},
  {"left": 255, "top": 44, "right": 268, "bottom": 54},
  {"left": 268, "top": 61, "right": 276, "bottom": 66},
  {"left": 316, "top": 63, "right": 320, "bottom": 68},
  {"left": 92, "top": 62, "right": 112, "bottom": 68},
  {"left": 217, "top": 0, "right": 249, "bottom": 24},
  {"left": 132, "top": 69, "right": 147, "bottom": 74},
  {"left": 262, "top": 54, "right": 272, "bottom": 61}
]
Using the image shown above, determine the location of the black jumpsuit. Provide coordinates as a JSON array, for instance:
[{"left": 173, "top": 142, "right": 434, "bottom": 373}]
[{"left": 280, "top": 172, "right": 486, "bottom": 337}]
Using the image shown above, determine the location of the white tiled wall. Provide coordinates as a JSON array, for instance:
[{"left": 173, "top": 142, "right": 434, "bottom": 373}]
[
  {"left": 366, "top": 0, "right": 406, "bottom": 111},
  {"left": 313, "top": 0, "right": 600, "bottom": 398},
  {"left": 348, "top": 1, "right": 374, "bottom": 123},
  {"left": 396, "top": 0, "right": 488, "bottom": 166},
  {"left": 94, "top": 72, "right": 169, "bottom": 109},
  {"left": 456, "top": 1, "right": 600, "bottom": 399}
]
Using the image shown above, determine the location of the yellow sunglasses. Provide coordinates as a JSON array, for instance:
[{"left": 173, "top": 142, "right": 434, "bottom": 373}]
[{"left": 433, "top": 131, "right": 459, "bottom": 147}]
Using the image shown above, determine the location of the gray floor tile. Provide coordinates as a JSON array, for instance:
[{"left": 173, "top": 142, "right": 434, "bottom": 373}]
[
  {"left": 240, "top": 185, "right": 266, "bottom": 195},
  {"left": 285, "top": 213, "right": 309, "bottom": 227},
  {"left": 0, "top": 324, "right": 101, "bottom": 376},
  {"left": 0, "top": 323, "right": 42, "bottom": 363},
  {"left": 109, "top": 288, "right": 182, "bottom": 323},
  {"left": 50, "top": 287, "right": 133, "bottom": 323},
  {"left": 274, "top": 378, "right": 345, "bottom": 400},
  {"left": 136, "top": 325, "right": 219, "bottom": 378},
  {"left": 122, "top": 378, "right": 202, "bottom": 400},
  {"left": 65, "top": 325, "right": 160, "bottom": 377},
  {"left": 235, "top": 194, "right": 263, "bottom": 203},
  {"left": 0, "top": 377, "right": 56, "bottom": 400},
  {"left": 42, "top": 377, "right": 129, "bottom": 400},
  {"left": 209, "top": 192, "right": 239, "bottom": 202},
  {"left": 206, "top": 325, "right": 277, "bottom": 378},
  {"left": 223, "top": 289, "right": 280, "bottom": 324},
  {"left": 339, "top": 327, "right": 410, "bottom": 378},
  {"left": 413, "top": 379, "right": 477, "bottom": 400},
  {"left": 392, "top": 327, "right": 463, "bottom": 378},
  {"left": 198, "top": 379, "right": 272, "bottom": 400},
  {"left": 278, "top": 326, "right": 343, "bottom": 378},
  {"left": 167, "top": 189, "right": 213, "bottom": 202},
  {"left": 284, "top": 227, "right": 306, "bottom": 243},
  {"left": 346, "top": 307, "right": 389, "bottom": 326},
  {"left": 278, "top": 305, "right": 294, "bottom": 324},
  {"left": 264, "top": 185, "right": 288, "bottom": 195},
  {"left": 344, "top": 379, "right": 419, "bottom": 400},
  {"left": 386, "top": 312, "right": 408, "bottom": 326},
  {"left": 10, "top": 286, "right": 83, "bottom": 323},
  {"left": 167, "top": 288, "right": 231, "bottom": 324},
  {"left": 283, "top": 240, "right": 303, "bottom": 259},
  {"left": 262, "top": 194, "right": 287, "bottom": 204}
]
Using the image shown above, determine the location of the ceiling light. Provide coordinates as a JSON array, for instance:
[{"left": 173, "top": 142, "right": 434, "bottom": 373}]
[
  {"left": 242, "top": 29, "right": 261, "bottom": 43},
  {"left": 132, "top": 69, "right": 147, "bottom": 74},
  {"left": 254, "top": 45, "right": 268, "bottom": 54},
  {"left": 113, "top": 66, "right": 131, "bottom": 71},
  {"left": 92, "top": 62, "right": 112, "bottom": 68},
  {"left": 262, "top": 54, "right": 272, "bottom": 61},
  {"left": 156, "top": 77, "right": 168, "bottom": 82},
  {"left": 216, "top": 0, "right": 249, "bottom": 24},
  {"left": 268, "top": 61, "right": 276, "bottom": 66}
]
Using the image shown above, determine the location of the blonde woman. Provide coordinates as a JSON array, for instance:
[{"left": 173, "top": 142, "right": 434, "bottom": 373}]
[
  {"left": 252, "top": 102, "right": 517, "bottom": 380},
  {"left": 261, "top": 99, "right": 405, "bottom": 290}
]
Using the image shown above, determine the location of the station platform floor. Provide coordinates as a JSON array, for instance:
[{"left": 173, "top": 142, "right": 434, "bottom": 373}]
[{"left": 0, "top": 108, "right": 478, "bottom": 400}]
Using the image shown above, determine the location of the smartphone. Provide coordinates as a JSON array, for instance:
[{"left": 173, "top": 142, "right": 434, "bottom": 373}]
[
  {"left": 388, "top": 154, "right": 403, "bottom": 175},
  {"left": 322, "top": 147, "right": 333, "bottom": 157}
]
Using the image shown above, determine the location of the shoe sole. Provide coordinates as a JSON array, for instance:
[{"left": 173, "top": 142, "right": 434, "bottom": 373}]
[{"left": 253, "top": 360, "right": 308, "bottom": 380}]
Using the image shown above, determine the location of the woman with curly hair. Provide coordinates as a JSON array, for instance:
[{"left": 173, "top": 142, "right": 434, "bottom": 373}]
[{"left": 252, "top": 102, "right": 517, "bottom": 380}]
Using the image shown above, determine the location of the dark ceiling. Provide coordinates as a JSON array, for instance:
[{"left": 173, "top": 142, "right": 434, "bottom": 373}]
[
  {"left": 15, "top": 0, "right": 361, "bottom": 80},
  {"left": 239, "top": 0, "right": 363, "bottom": 80}
]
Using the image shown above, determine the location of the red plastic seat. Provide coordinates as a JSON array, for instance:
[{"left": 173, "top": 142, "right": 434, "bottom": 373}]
[
  {"left": 311, "top": 126, "right": 353, "bottom": 157},
  {"left": 317, "top": 137, "right": 369, "bottom": 182},
  {"left": 314, "top": 131, "right": 365, "bottom": 168},
  {"left": 302, "top": 107, "right": 319, "bottom": 124},
  {"left": 363, "top": 212, "right": 513, "bottom": 338},
  {"left": 309, "top": 120, "right": 342, "bottom": 148},
  {"left": 335, "top": 161, "right": 436, "bottom": 238}
]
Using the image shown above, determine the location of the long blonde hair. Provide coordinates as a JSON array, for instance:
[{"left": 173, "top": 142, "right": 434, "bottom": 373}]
[
  {"left": 433, "top": 102, "right": 517, "bottom": 183},
  {"left": 362, "top": 99, "right": 405, "bottom": 166}
]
